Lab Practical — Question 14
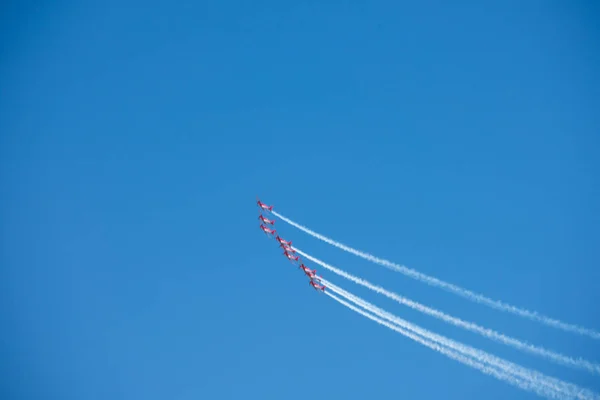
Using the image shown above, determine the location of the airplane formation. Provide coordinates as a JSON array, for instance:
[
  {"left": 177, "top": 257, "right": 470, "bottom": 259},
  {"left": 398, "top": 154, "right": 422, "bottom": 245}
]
[
  {"left": 257, "top": 197, "right": 326, "bottom": 292},
  {"left": 255, "top": 198, "right": 600, "bottom": 400}
]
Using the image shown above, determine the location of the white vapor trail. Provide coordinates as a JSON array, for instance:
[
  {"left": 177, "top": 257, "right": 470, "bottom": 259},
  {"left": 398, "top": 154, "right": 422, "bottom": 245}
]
[
  {"left": 294, "top": 248, "right": 600, "bottom": 375},
  {"left": 326, "top": 292, "right": 569, "bottom": 400},
  {"left": 272, "top": 210, "right": 600, "bottom": 340},
  {"left": 325, "top": 286, "right": 600, "bottom": 400}
]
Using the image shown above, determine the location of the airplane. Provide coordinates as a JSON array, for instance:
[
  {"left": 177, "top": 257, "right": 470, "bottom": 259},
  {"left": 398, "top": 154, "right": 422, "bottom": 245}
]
[
  {"left": 299, "top": 264, "right": 320, "bottom": 280},
  {"left": 283, "top": 250, "right": 299, "bottom": 263},
  {"left": 309, "top": 280, "right": 326, "bottom": 292},
  {"left": 276, "top": 236, "right": 292, "bottom": 246},
  {"left": 259, "top": 224, "right": 276, "bottom": 237},
  {"left": 279, "top": 243, "right": 296, "bottom": 253},
  {"left": 257, "top": 198, "right": 274, "bottom": 212},
  {"left": 258, "top": 215, "right": 275, "bottom": 225}
]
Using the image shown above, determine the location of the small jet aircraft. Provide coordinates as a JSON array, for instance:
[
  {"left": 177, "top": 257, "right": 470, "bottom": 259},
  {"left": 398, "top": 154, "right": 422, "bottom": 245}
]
[
  {"left": 257, "top": 199, "right": 273, "bottom": 212},
  {"left": 258, "top": 215, "right": 275, "bottom": 225},
  {"left": 283, "top": 250, "right": 299, "bottom": 263},
  {"left": 299, "top": 264, "right": 320, "bottom": 281},
  {"left": 259, "top": 224, "right": 276, "bottom": 237},
  {"left": 279, "top": 243, "right": 296, "bottom": 253},
  {"left": 276, "top": 236, "right": 292, "bottom": 247},
  {"left": 309, "top": 280, "right": 326, "bottom": 292}
]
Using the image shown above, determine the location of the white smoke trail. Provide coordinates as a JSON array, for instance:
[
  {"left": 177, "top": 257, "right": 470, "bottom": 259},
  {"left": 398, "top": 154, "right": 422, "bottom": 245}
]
[
  {"left": 326, "top": 286, "right": 600, "bottom": 400},
  {"left": 272, "top": 210, "right": 600, "bottom": 340},
  {"left": 294, "top": 248, "right": 600, "bottom": 375},
  {"left": 326, "top": 292, "right": 569, "bottom": 400}
]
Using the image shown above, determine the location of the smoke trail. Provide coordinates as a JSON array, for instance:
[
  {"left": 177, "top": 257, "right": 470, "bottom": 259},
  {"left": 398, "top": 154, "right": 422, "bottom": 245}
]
[
  {"left": 326, "top": 292, "right": 569, "bottom": 400},
  {"left": 326, "top": 286, "right": 600, "bottom": 400},
  {"left": 272, "top": 211, "right": 600, "bottom": 340},
  {"left": 295, "top": 248, "right": 600, "bottom": 375}
]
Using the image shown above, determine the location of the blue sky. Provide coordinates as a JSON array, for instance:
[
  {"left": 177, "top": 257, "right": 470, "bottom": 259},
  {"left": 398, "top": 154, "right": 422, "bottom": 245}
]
[{"left": 1, "top": 1, "right": 599, "bottom": 399}]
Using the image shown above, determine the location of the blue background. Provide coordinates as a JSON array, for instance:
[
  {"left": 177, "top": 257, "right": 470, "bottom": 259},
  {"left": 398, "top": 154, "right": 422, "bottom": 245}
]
[{"left": 1, "top": 1, "right": 599, "bottom": 399}]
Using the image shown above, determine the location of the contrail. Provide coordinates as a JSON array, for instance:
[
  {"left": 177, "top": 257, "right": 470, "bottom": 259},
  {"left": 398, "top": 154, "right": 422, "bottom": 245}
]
[
  {"left": 272, "top": 210, "right": 600, "bottom": 340},
  {"left": 326, "top": 292, "right": 574, "bottom": 400},
  {"left": 295, "top": 248, "right": 600, "bottom": 375},
  {"left": 326, "top": 286, "right": 600, "bottom": 400}
]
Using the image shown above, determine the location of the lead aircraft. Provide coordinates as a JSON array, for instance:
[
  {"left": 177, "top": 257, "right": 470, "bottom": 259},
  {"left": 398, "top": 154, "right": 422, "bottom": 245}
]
[{"left": 257, "top": 198, "right": 274, "bottom": 212}]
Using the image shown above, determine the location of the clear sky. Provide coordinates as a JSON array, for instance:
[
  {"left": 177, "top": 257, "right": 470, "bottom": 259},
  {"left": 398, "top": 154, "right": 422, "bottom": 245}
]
[{"left": 1, "top": 1, "right": 599, "bottom": 399}]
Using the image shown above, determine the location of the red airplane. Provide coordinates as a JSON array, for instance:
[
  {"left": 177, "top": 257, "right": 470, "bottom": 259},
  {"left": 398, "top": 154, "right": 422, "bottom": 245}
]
[
  {"left": 299, "top": 264, "right": 320, "bottom": 281},
  {"left": 259, "top": 224, "right": 276, "bottom": 237},
  {"left": 276, "top": 236, "right": 292, "bottom": 246},
  {"left": 309, "top": 280, "right": 326, "bottom": 292},
  {"left": 258, "top": 215, "right": 275, "bottom": 225},
  {"left": 283, "top": 250, "right": 299, "bottom": 263},
  {"left": 257, "top": 199, "right": 273, "bottom": 212},
  {"left": 279, "top": 243, "right": 296, "bottom": 253}
]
